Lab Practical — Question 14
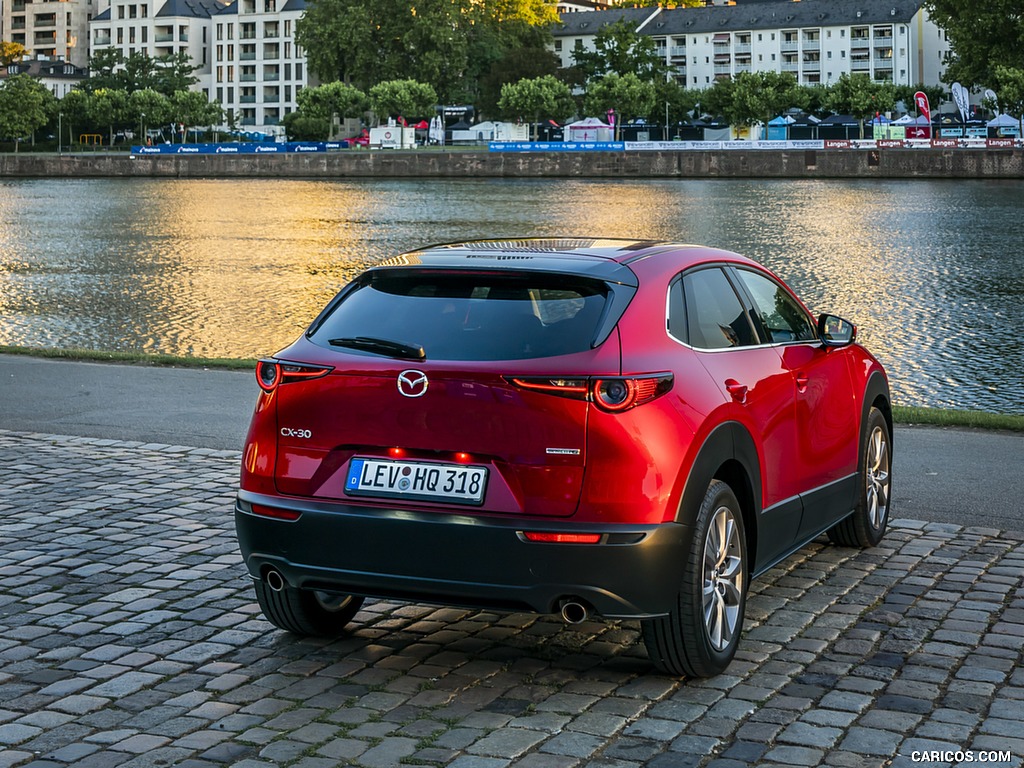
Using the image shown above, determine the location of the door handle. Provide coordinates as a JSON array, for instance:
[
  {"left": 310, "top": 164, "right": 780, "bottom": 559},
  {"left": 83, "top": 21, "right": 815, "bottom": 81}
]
[
  {"left": 795, "top": 372, "right": 809, "bottom": 392},
  {"left": 725, "top": 379, "right": 748, "bottom": 403}
]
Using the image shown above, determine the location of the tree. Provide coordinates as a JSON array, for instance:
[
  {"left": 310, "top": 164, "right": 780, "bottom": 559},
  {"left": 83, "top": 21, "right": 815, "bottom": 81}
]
[
  {"left": 0, "top": 74, "right": 56, "bottom": 151},
  {"left": 296, "top": 0, "right": 558, "bottom": 103},
  {"left": 171, "top": 90, "right": 223, "bottom": 141},
  {"left": 84, "top": 49, "right": 198, "bottom": 96},
  {"left": 56, "top": 89, "right": 93, "bottom": 148},
  {"left": 991, "top": 66, "right": 1024, "bottom": 135},
  {"left": 128, "top": 89, "right": 172, "bottom": 143},
  {"left": 498, "top": 75, "right": 575, "bottom": 140},
  {"left": 824, "top": 73, "right": 897, "bottom": 138},
  {"left": 583, "top": 73, "right": 657, "bottom": 136},
  {"left": 0, "top": 41, "right": 27, "bottom": 66},
  {"left": 655, "top": 79, "right": 700, "bottom": 136},
  {"left": 89, "top": 88, "right": 130, "bottom": 147},
  {"left": 924, "top": 0, "right": 1024, "bottom": 87},
  {"left": 297, "top": 81, "right": 369, "bottom": 137},
  {"left": 369, "top": 80, "right": 437, "bottom": 123},
  {"left": 893, "top": 83, "right": 946, "bottom": 114},
  {"left": 572, "top": 18, "right": 667, "bottom": 82},
  {"left": 478, "top": 46, "right": 560, "bottom": 120},
  {"left": 730, "top": 71, "right": 801, "bottom": 133}
]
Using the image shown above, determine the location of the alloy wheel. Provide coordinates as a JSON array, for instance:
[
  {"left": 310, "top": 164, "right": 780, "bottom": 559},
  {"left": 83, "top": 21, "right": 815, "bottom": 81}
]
[{"left": 702, "top": 505, "right": 744, "bottom": 652}]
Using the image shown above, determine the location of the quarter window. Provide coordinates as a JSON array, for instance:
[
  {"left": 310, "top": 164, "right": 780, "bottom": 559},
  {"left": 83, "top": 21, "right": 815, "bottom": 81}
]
[
  {"left": 681, "top": 268, "right": 757, "bottom": 349},
  {"left": 735, "top": 269, "right": 816, "bottom": 343}
]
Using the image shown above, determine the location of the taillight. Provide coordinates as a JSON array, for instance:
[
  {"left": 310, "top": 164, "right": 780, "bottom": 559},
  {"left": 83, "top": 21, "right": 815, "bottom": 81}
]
[
  {"left": 256, "top": 359, "right": 333, "bottom": 393},
  {"left": 508, "top": 373, "right": 673, "bottom": 412},
  {"left": 251, "top": 503, "right": 301, "bottom": 521},
  {"left": 507, "top": 377, "right": 589, "bottom": 400},
  {"left": 522, "top": 531, "right": 602, "bottom": 544},
  {"left": 592, "top": 374, "right": 673, "bottom": 412}
]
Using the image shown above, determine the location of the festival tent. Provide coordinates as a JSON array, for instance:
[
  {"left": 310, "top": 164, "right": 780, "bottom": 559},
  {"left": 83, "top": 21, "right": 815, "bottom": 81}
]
[
  {"left": 765, "top": 115, "right": 794, "bottom": 141},
  {"left": 987, "top": 113, "right": 1020, "bottom": 137},
  {"left": 566, "top": 118, "right": 614, "bottom": 142},
  {"left": 818, "top": 114, "right": 859, "bottom": 140},
  {"left": 788, "top": 114, "right": 820, "bottom": 140}
]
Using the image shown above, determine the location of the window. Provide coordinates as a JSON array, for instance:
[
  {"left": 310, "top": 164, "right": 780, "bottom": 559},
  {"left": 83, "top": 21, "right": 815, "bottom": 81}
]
[
  {"left": 681, "top": 269, "right": 756, "bottom": 350},
  {"left": 311, "top": 274, "right": 612, "bottom": 362},
  {"left": 734, "top": 269, "right": 815, "bottom": 343}
]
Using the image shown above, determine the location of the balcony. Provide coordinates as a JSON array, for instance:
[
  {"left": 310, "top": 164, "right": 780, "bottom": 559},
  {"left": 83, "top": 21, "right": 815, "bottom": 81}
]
[
  {"left": 240, "top": 117, "right": 256, "bottom": 126},
  {"left": 851, "top": 58, "right": 871, "bottom": 71},
  {"left": 781, "top": 60, "right": 799, "bottom": 72},
  {"left": 713, "top": 64, "right": 731, "bottom": 75},
  {"left": 12, "top": 19, "right": 27, "bottom": 31},
  {"left": 263, "top": 71, "right": 279, "bottom": 81},
  {"left": 240, "top": 72, "right": 256, "bottom": 81},
  {"left": 781, "top": 40, "right": 799, "bottom": 52},
  {"left": 33, "top": 33, "right": 57, "bottom": 45},
  {"left": 156, "top": 33, "right": 173, "bottom": 42},
  {"left": 240, "top": 51, "right": 256, "bottom": 60},
  {"left": 240, "top": 95, "right": 257, "bottom": 103},
  {"left": 670, "top": 46, "right": 686, "bottom": 59},
  {"left": 803, "top": 59, "right": 820, "bottom": 71},
  {"left": 262, "top": 94, "right": 280, "bottom": 103},
  {"left": 734, "top": 43, "right": 751, "bottom": 54},
  {"left": 802, "top": 40, "right": 820, "bottom": 51},
  {"left": 874, "top": 57, "right": 893, "bottom": 68},
  {"left": 34, "top": 15, "right": 56, "bottom": 27},
  {"left": 94, "top": 32, "right": 110, "bottom": 45},
  {"left": 11, "top": 1, "right": 25, "bottom": 11}
]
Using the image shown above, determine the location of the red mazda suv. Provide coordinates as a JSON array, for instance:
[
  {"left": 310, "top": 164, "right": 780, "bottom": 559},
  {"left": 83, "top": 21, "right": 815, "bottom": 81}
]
[{"left": 236, "top": 238, "right": 892, "bottom": 677}]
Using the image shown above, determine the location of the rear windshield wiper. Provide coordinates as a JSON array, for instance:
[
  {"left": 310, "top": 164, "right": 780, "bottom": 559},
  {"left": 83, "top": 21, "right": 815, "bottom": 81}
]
[{"left": 328, "top": 336, "right": 426, "bottom": 361}]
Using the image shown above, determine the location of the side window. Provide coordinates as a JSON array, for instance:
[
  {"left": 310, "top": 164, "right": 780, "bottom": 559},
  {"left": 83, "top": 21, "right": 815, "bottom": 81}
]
[
  {"left": 736, "top": 269, "right": 816, "bottom": 343},
  {"left": 682, "top": 268, "right": 757, "bottom": 350},
  {"left": 667, "top": 277, "right": 687, "bottom": 344}
]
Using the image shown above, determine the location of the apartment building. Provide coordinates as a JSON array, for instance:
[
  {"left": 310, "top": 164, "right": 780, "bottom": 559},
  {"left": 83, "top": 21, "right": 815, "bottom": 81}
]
[
  {"left": 3, "top": 0, "right": 97, "bottom": 68},
  {"left": 90, "top": 0, "right": 225, "bottom": 96},
  {"left": 554, "top": 0, "right": 951, "bottom": 89},
  {"left": 210, "top": 0, "right": 308, "bottom": 133}
]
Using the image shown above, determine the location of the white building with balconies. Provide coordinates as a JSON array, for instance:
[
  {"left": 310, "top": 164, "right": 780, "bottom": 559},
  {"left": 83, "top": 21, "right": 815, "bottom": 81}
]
[
  {"left": 210, "top": 0, "right": 309, "bottom": 135},
  {"left": 554, "top": 0, "right": 951, "bottom": 90}
]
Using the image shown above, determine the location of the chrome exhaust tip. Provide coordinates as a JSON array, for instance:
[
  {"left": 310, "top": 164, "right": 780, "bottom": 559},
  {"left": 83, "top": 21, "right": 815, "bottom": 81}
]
[
  {"left": 559, "top": 599, "right": 590, "bottom": 625},
  {"left": 265, "top": 568, "right": 286, "bottom": 593}
]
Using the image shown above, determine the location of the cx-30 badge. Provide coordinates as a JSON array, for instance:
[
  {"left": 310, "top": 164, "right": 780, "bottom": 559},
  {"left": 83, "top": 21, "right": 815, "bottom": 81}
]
[{"left": 397, "top": 370, "right": 429, "bottom": 398}]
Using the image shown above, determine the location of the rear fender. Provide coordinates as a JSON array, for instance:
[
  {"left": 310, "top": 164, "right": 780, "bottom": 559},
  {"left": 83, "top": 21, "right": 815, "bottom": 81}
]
[{"left": 676, "top": 421, "right": 762, "bottom": 565}]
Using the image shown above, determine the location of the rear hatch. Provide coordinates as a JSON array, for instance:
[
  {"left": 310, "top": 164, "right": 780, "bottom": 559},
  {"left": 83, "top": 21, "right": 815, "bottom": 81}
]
[{"left": 272, "top": 266, "right": 632, "bottom": 518}]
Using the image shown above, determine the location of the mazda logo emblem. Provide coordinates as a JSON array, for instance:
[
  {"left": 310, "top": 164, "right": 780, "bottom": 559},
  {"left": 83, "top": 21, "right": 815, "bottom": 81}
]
[{"left": 397, "top": 370, "right": 429, "bottom": 398}]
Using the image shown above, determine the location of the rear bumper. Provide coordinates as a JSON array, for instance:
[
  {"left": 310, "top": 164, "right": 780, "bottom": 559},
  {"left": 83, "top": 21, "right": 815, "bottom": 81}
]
[{"left": 235, "top": 490, "right": 693, "bottom": 619}]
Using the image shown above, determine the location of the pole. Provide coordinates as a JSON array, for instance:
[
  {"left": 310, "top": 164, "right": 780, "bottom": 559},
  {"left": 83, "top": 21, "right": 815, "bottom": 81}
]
[
  {"left": 665, "top": 101, "right": 669, "bottom": 140},
  {"left": 58, "top": 111, "right": 62, "bottom": 155}
]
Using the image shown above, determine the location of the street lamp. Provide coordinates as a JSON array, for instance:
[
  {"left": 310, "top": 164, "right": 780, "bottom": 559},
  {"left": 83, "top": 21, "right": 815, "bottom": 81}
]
[
  {"left": 57, "top": 111, "right": 62, "bottom": 155},
  {"left": 140, "top": 112, "right": 146, "bottom": 147}
]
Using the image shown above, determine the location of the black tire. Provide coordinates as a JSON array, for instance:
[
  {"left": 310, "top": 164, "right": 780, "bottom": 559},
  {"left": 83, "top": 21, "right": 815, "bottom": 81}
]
[
  {"left": 254, "top": 580, "right": 364, "bottom": 637},
  {"left": 642, "top": 480, "right": 748, "bottom": 678},
  {"left": 828, "top": 406, "right": 892, "bottom": 548}
]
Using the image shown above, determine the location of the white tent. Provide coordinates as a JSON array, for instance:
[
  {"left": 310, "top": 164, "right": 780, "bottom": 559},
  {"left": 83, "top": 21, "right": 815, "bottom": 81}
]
[{"left": 566, "top": 117, "right": 614, "bottom": 142}]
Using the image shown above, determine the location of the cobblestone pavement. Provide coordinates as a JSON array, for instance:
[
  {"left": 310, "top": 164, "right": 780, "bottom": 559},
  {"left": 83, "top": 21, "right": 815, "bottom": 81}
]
[{"left": 1, "top": 430, "right": 1022, "bottom": 768}]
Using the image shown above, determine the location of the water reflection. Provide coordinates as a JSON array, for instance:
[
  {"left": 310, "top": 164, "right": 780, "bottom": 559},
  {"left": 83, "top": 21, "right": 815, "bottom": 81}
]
[{"left": 0, "top": 177, "right": 1021, "bottom": 413}]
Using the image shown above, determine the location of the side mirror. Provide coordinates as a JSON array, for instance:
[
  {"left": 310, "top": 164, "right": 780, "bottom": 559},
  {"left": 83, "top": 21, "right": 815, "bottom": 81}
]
[{"left": 817, "top": 313, "right": 857, "bottom": 347}]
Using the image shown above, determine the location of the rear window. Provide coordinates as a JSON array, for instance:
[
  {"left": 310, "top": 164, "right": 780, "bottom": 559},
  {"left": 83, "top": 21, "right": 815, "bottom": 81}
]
[{"left": 311, "top": 272, "right": 610, "bottom": 361}]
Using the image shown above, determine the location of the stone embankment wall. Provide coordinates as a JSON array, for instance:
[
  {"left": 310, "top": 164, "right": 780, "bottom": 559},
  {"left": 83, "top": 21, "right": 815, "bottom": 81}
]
[{"left": 1, "top": 149, "right": 1023, "bottom": 178}]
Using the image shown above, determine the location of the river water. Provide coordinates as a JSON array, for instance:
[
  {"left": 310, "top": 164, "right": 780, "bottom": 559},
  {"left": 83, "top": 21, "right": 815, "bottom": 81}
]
[{"left": 1, "top": 176, "right": 1022, "bottom": 413}]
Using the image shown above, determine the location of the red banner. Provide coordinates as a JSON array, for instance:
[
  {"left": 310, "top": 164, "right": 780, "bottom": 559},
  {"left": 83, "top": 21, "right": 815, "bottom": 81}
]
[
  {"left": 877, "top": 139, "right": 905, "bottom": 148},
  {"left": 931, "top": 138, "right": 959, "bottom": 148},
  {"left": 824, "top": 140, "right": 851, "bottom": 149},
  {"left": 986, "top": 138, "right": 1016, "bottom": 148},
  {"left": 906, "top": 126, "right": 931, "bottom": 139},
  {"left": 914, "top": 91, "right": 931, "bottom": 123}
]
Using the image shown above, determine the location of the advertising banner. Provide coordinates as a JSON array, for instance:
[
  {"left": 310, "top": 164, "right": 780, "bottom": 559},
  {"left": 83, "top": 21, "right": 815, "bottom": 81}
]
[
  {"left": 488, "top": 142, "right": 625, "bottom": 152},
  {"left": 914, "top": 91, "right": 931, "bottom": 123}
]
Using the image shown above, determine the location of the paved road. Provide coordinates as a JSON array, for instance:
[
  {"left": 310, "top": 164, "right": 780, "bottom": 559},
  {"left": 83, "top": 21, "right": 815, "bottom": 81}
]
[
  {"left": 0, "top": 431, "right": 1021, "bottom": 768},
  {"left": 1, "top": 354, "right": 1022, "bottom": 533}
]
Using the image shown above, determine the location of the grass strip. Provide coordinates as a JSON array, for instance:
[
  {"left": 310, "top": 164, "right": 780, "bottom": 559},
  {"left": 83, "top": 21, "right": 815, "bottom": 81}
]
[
  {"left": 3, "top": 344, "right": 1022, "bottom": 432},
  {"left": 0, "top": 345, "right": 255, "bottom": 370}
]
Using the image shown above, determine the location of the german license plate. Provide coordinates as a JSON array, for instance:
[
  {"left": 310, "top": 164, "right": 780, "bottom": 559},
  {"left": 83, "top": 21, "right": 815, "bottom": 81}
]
[{"left": 345, "top": 458, "right": 488, "bottom": 505}]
